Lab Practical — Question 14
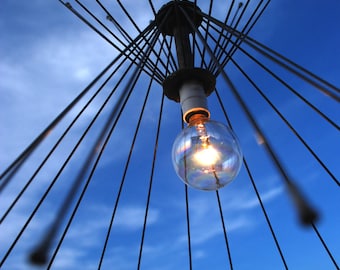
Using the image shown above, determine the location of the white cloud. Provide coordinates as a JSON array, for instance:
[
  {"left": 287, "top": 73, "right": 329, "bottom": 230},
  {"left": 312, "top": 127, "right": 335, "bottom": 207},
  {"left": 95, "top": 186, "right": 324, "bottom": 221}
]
[
  {"left": 171, "top": 181, "right": 284, "bottom": 246},
  {"left": 104, "top": 204, "right": 160, "bottom": 230},
  {"left": 193, "top": 249, "right": 206, "bottom": 259},
  {"left": 0, "top": 30, "right": 114, "bottom": 165},
  {"left": 237, "top": 185, "right": 284, "bottom": 210},
  {"left": 49, "top": 247, "right": 86, "bottom": 270}
]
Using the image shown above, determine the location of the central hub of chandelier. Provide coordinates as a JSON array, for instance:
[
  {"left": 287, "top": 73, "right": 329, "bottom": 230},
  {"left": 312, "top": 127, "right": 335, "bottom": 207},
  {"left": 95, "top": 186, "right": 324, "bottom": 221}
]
[{"left": 156, "top": 1, "right": 243, "bottom": 191}]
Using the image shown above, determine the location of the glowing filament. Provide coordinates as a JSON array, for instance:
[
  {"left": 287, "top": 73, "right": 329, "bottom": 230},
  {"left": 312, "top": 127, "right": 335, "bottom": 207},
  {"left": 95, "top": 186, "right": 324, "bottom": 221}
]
[{"left": 194, "top": 145, "right": 220, "bottom": 166}]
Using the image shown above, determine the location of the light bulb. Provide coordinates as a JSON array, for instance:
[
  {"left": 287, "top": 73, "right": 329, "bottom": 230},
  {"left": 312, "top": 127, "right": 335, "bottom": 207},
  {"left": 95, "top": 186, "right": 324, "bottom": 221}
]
[{"left": 172, "top": 116, "right": 243, "bottom": 190}]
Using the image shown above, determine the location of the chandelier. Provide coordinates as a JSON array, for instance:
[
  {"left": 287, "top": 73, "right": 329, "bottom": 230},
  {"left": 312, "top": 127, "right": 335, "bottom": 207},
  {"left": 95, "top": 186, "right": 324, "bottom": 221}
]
[{"left": 0, "top": 1, "right": 339, "bottom": 269}]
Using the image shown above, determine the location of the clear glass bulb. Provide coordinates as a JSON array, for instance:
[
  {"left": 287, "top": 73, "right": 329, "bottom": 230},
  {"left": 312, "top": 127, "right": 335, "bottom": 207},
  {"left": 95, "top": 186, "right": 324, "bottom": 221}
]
[{"left": 172, "top": 116, "right": 243, "bottom": 190}]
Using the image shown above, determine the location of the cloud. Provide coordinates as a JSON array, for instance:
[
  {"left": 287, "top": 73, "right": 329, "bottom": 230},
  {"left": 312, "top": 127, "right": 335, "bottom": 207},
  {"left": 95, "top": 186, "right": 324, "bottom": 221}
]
[
  {"left": 48, "top": 247, "right": 87, "bottom": 270},
  {"left": 0, "top": 200, "right": 160, "bottom": 269},
  {"left": 0, "top": 3, "right": 161, "bottom": 267},
  {"left": 114, "top": 206, "right": 159, "bottom": 229},
  {"left": 171, "top": 182, "right": 284, "bottom": 247},
  {"left": 47, "top": 202, "right": 167, "bottom": 270},
  {"left": 231, "top": 185, "right": 284, "bottom": 210},
  {"left": 0, "top": 30, "right": 114, "bottom": 166}
]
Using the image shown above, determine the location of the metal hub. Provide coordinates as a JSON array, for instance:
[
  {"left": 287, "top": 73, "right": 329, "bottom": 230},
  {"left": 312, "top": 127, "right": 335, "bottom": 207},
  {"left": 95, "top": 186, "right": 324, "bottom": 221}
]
[{"left": 155, "top": 0, "right": 203, "bottom": 36}]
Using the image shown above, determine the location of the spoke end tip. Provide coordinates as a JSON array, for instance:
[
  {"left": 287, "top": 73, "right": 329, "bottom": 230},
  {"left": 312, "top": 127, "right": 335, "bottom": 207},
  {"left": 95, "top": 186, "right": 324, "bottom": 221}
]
[
  {"left": 28, "top": 249, "right": 48, "bottom": 266},
  {"left": 299, "top": 207, "right": 319, "bottom": 226}
]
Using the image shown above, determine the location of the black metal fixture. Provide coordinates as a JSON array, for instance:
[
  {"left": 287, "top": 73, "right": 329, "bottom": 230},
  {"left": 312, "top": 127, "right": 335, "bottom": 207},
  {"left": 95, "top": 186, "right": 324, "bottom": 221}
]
[
  {"left": 0, "top": 1, "right": 339, "bottom": 269},
  {"left": 158, "top": 1, "right": 243, "bottom": 191}
]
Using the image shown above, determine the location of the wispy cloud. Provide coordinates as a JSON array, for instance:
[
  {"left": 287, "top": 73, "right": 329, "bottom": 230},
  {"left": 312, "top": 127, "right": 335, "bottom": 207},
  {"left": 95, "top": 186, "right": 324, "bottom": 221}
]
[
  {"left": 0, "top": 31, "right": 114, "bottom": 167},
  {"left": 170, "top": 181, "right": 284, "bottom": 248},
  {"left": 231, "top": 185, "right": 284, "bottom": 210}
]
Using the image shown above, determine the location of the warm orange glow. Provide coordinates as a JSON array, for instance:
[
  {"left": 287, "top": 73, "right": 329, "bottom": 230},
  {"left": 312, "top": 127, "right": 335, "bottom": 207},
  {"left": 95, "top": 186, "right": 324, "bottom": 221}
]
[{"left": 194, "top": 145, "right": 220, "bottom": 166}]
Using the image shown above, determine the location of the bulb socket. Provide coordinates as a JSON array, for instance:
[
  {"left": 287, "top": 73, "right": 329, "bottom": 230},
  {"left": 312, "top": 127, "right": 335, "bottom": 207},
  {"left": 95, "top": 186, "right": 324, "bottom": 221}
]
[
  {"left": 162, "top": 68, "right": 216, "bottom": 102},
  {"left": 179, "top": 81, "right": 211, "bottom": 123}
]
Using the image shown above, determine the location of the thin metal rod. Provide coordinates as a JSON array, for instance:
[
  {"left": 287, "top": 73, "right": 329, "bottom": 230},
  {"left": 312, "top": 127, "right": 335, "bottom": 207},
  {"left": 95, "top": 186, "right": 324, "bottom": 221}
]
[
  {"left": 230, "top": 58, "right": 339, "bottom": 186},
  {"left": 147, "top": 0, "right": 179, "bottom": 72},
  {"left": 196, "top": 31, "right": 300, "bottom": 267},
  {"left": 95, "top": 0, "right": 133, "bottom": 43},
  {"left": 217, "top": 0, "right": 271, "bottom": 71},
  {"left": 96, "top": 74, "right": 153, "bottom": 269},
  {"left": 47, "top": 61, "right": 154, "bottom": 270},
  {"left": 162, "top": 35, "right": 179, "bottom": 73},
  {"left": 201, "top": 18, "right": 339, "bottom": 130},
  {"left": 8, "top": 57, "right": 136, "bottom": 266},
  {"left": 195, "top": 35, "right": 288, "bottom": 264},
  {"left": 212, "top": 0, "right": 270, "bottom": 74},
  {"left": 201, "top": 11, "right": 340, "bottom": 101},
  {"left": 38, "top": 63, "right": 140, "bottom": 264},
  {"left": 0, "top": 55, "right": 129, "bottom": 225},
  {"left": 312, "top": 223, "right": 340, "bottom": 269},
  {"left": 214, "top": 90, "right": 289, "bottom": 269},
  {"left": 244, "top": 34, "right": 340, "bottom": 95},
  {"left": 207, "top": 0, "right": 248, "bottom": 73},
  {"left": 136, "top": 24, "right": 170, "bottom": 268},
  {"left": 216, "top": 191, "right": 234, "bottom": 270},
  {"left": 238, "top": 44, "right": 340, "bottom": 129},
  {"left": 60, "top": 0, "right": 164, "bottom": 84},
  {"left": 200, "top": 0, "right": 214, "bottom": 68},
  {"left": 180, "top": 114, "right": 193, "bottom": 270},
  {"left": 0, "top": 44, "right": 128, "bottom": 191},
  {"left": 0, "top": 19, "right": 161, "bottom": 224},
  {"left": 27, "top": 26, "right": 161, "bottom": 266},
  {"left": 189, "top": 49, "right": 234, "bottom": 268},
  {"left": 245, "top": 160, "right": 289, "bottom": 269},
  {"left": 221, "top": 58, "right": 319, "bottom": 226},
  {"left": 76, "top": 0, "right": 164, "bottom": 80},
  {"left": 77, "top": 0, "right": 130, "bottom": 44},
  {"left": 46, "top": 42, "right": 158, "bottom": 267},
  {"left": 192, "top": 0, "right": 198, "bottom": 67},
  {"left": 185, "top": 185, "right": 193, "bottom": 270},
  {"left": 97, "top": 37, "right": 167, "bottom": 270},
  {"left": 242, "top": 40, "right": 340, "bottom": 101},
  {"left": 192, "top": 30, "right": 206, "bottom": 67},
  {"left": 148, "top": 0, "right": 157, "bottom": 16},
  {"left": 117, "top": 0, "right": 141, "bottom": 32},
  {"left": 0, "top": 48, "right": 133, "bottom": 264},
  {"left": 114, "top": 0, "right": 171, "bottom": 76},
  {"left": 206, "top": 0, "right": 235, "bottom": 70},
  {"left": 115, "top": 0, "right": 172, "bottom": 76},
  {"left": 137, "top": 94, "right": 165, "bottom": 269},
  {"left": 0, "top": 48, "right": 132, "bottom": 267},
  {"left": 153, "top": 12, "right": 179, "bottom": 74}
]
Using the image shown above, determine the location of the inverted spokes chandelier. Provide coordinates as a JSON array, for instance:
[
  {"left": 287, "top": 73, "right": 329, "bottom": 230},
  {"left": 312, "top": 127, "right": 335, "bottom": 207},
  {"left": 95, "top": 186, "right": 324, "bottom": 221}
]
[{"left": 0, "top": 0, "right": 339, "bottom": 269}]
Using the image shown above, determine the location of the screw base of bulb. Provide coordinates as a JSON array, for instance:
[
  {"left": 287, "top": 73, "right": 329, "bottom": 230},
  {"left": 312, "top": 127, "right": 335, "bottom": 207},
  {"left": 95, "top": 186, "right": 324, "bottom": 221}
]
[
  {"left": 186, "top": 110, "right": 210, "bottom": 124},
  {"left": 187, "top": 113, "right": 210, "bottom": 124}
]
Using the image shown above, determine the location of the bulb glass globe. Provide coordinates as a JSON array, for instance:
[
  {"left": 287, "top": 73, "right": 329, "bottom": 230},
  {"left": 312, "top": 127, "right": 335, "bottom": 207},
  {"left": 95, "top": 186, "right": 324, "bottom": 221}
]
[{"left": 172, "top": 117, "right": 243, "bottom": 190}]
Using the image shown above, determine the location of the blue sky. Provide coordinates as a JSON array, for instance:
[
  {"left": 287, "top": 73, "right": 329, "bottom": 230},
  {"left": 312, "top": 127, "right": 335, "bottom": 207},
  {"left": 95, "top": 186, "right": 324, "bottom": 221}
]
[{"left": 0, "top": 0, "right": 339, "bottom": 269}]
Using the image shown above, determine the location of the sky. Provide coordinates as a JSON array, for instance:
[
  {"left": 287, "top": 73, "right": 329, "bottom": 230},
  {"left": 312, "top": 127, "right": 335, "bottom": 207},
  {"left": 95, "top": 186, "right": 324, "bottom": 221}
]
[{"left": 0, "top": 0, "right": 339, "bottom": 269}]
